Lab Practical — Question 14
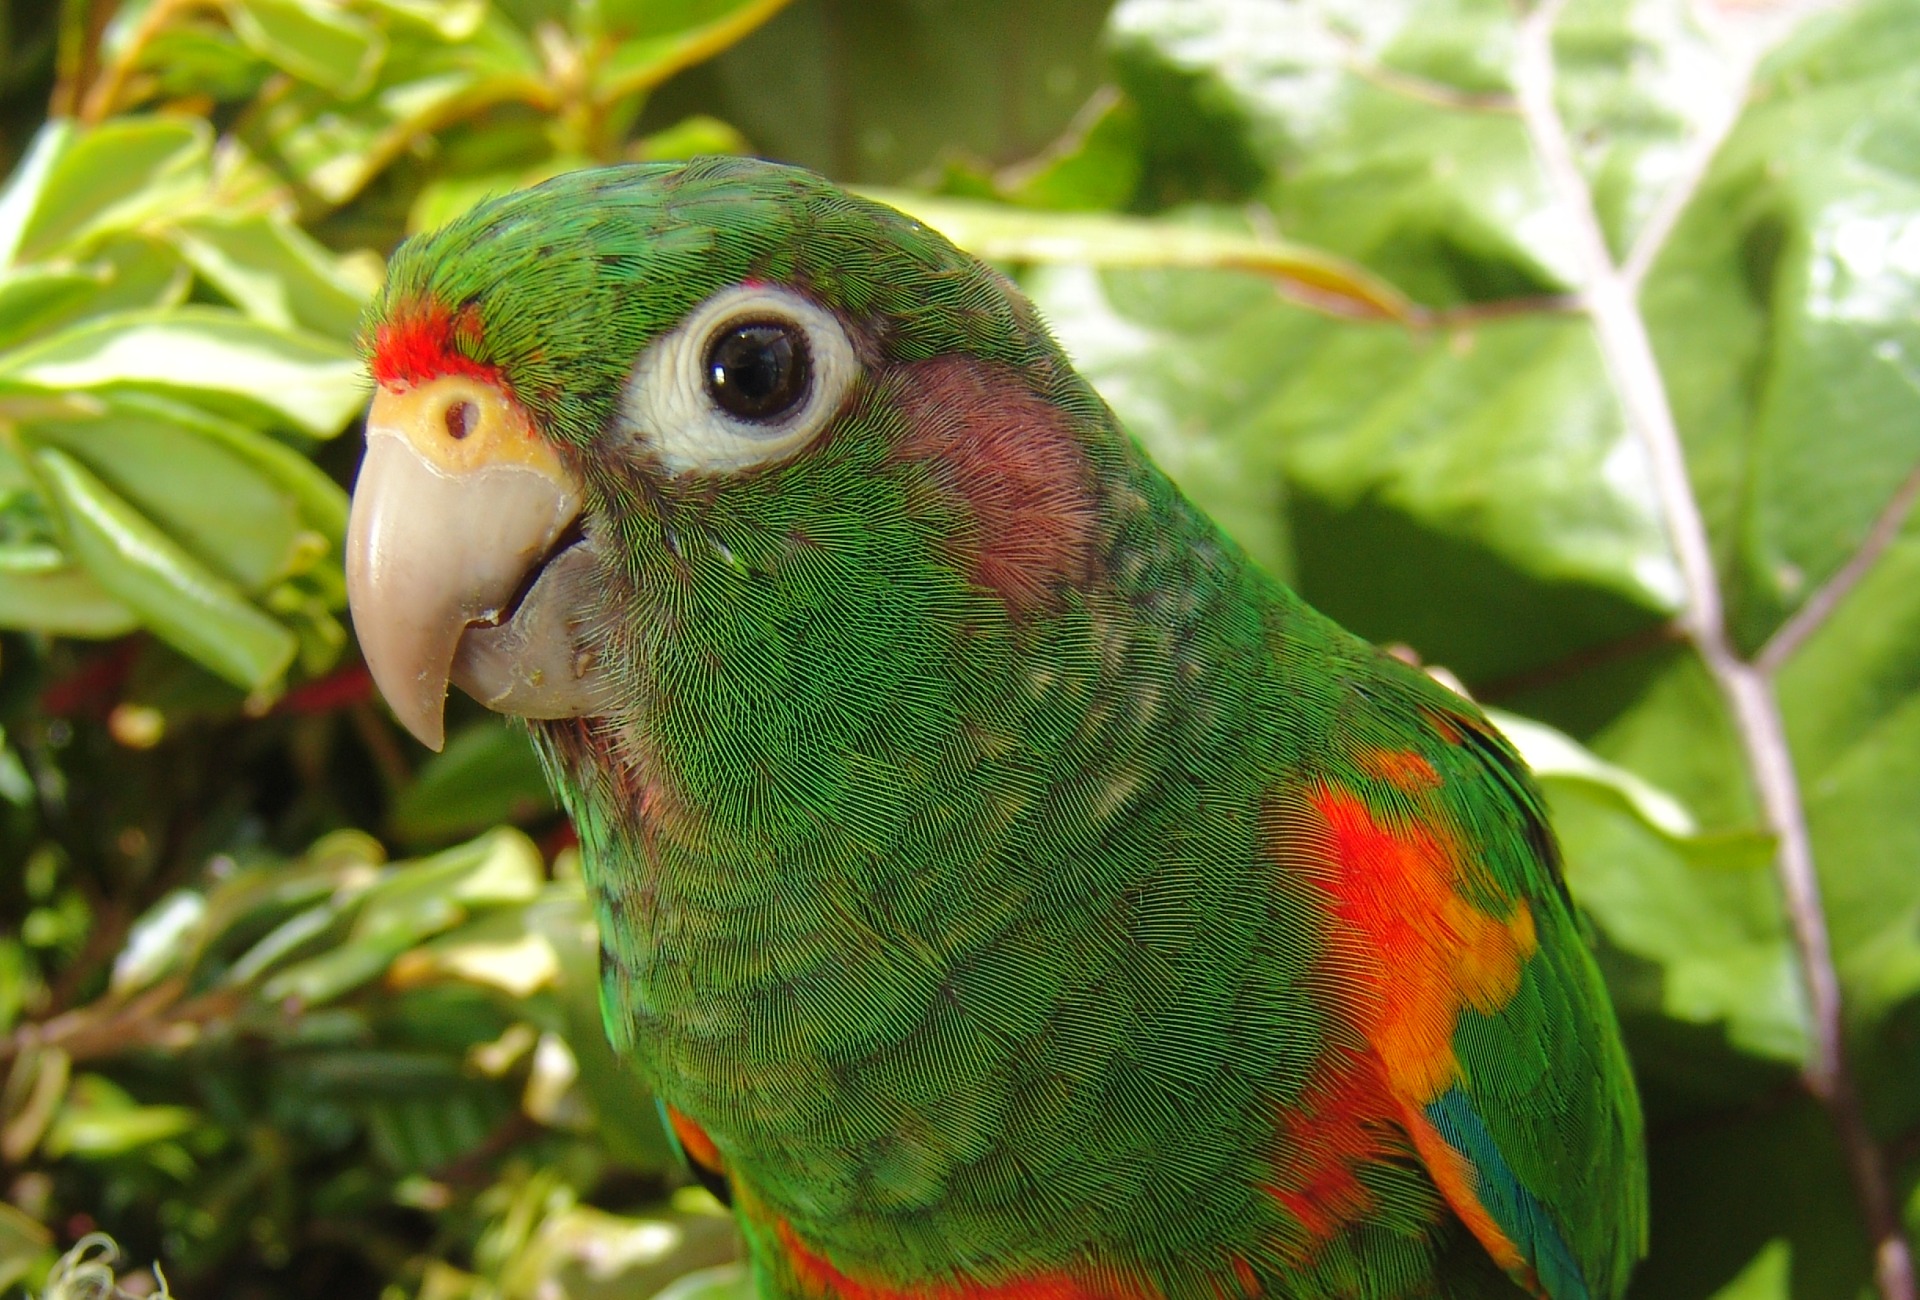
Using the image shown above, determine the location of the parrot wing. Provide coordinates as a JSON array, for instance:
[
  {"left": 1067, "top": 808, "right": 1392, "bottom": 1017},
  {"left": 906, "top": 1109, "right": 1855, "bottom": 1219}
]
[{"left": 1275, "top": 661, "right": 1646, "bottom": 1300}]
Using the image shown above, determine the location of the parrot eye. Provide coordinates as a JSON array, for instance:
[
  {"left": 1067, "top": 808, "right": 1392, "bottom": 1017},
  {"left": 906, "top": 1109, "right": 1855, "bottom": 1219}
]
[
  {"left": 618, "top": 283, "right": 857, "bottom": 476},
  {"left": 705, "top": 322, "right": 809, "bottom": 421}
]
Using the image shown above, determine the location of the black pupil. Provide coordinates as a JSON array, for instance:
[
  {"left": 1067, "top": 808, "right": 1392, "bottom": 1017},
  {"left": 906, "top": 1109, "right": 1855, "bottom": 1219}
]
[{"left": 706, "top": 322, "right": 808, "bottom": 421}]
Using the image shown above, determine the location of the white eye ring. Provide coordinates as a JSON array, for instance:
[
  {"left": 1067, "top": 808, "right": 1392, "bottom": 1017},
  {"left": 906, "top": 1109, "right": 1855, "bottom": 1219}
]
[{"left": 617, "top": 283, "right": 858, "bottom": 476}]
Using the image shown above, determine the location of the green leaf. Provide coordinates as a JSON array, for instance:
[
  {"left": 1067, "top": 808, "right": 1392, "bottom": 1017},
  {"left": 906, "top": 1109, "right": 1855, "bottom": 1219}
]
[
  {"left": 0, "top": 1201, "right": 53, "bottom": 1296},
  {"left": 1776, "top": 507, "right": 1920, "bottom": 1135},
  {"left": 244, "top": 14, "right": 541, "bottom": 207},
  {"left": 1554, "top": 775, "right": 1803, "bottom": 1067},
  {"left": 27, "top": 398, "right": 324, "bottom": 594},
  {"left": 629, "top": 114, "right": 752, "bottom": 164},
  {"left": 32, "top": 447, "right": 297, "bottom": 690},
  {"left": 43, "top": 1075, "right": 199, "bottom": 1159},
  {"left": 672, "top": 0, "right": 1114, "bottom": 183},
  {"left": 1550, "top": 0, "right": 1735, "bottom": 261},
  {"left": 109, "top": 890, "right": 209, "bottom": 994},
  {"left": 0, "top": 307, "right": 365, "bottom": 438},
  {"left": 7, "top": 119, "right": 211, "bottom": 263},
  {"left": 170, "top": 214, "right": 372, "bottom": 339},
  {"left": 397, "top": 913, "right": 559, "bottom": 998},
  {"left": 883, "top": 194, "right": 1414, "bottom": 320},
  {"left": 0, "top": 555, "right": 139, "bottom": 637},
  {"left": 137, "top": 20, "right": 274, "bottom": 102},
  {"left": 0, "top": 268, "right": 111, "bottom": 354},
  {"left": 1025, "top": 259, "right": 1679, "bottom": 685},
  {"left": 522, "top": 883, "right": 676, "bottom": 1170},
  {"left": 365, "top": 1087, "right": 510, "bottom": 1171},
  {"left": 259, "top": 831, "right": 541, "bottom": 1005},
  {"left": 407, "top": 151, "right": 588, "bottom": 235},
  {"left": 364, "top": 0, "right": 488, "bottom": 41},
  {"left": 985, "top": 90, "right": 1144, "bottom": 213},
  {"left": 1489, "top": 707, "right": 1701, "bottom": 841},
  {"left": 1706, "top": 1241, "right": 1792, "bottom": 1300},
  {"left": 228, "top": 0, "right": 387, "bottom": 98},
  {"left": 389, "top": 719, "right": 555, "bottom": 848},
  {"left": 1109, "top": 0, "right": 1578, "bottom": 307},
  {"left": 1490, "top": 697, "right": 1799, "bottom": 1069},
  {"left": 650, "top": 1263, "right": 756, "bottom": 1300},
  {"left": 1635, "top": 1097, "right": 1873, "bottom": 1300},
  {"left": 1642, "top": 0, "right": 1920, "bottom": 651},
  {"left": 0, "top": 120, "right": 71, "bottom": 267},
  {"left": 593, "top": 0, "right": 796, "bottom": 104},
  {"left": 63, "top": 235, "right": 196, "bottom": 318},
  {"left": 501, "top": 1207, "right": 743, "bottom": 1300}
]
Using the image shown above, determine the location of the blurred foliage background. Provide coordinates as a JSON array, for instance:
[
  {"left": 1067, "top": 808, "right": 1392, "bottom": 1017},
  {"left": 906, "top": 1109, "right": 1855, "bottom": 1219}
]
[{"left": 0, "top": 0, "right": 1918, "bottom": 1297}]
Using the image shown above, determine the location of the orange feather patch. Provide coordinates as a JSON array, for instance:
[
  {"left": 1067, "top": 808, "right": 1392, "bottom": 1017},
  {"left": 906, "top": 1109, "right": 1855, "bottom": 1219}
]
[
  {"left": 1354, "top": 747, "right": 1441, "bottom": 793},
  {"left": 1257, "top": 778, "right": 1538, "bottom": 1270},
  {"left": 1297, "top": 785, "right": 1536, "bottom": 1106},
  {"left": 666, "top": 1104, "right": 724, "bottom": 1174}
]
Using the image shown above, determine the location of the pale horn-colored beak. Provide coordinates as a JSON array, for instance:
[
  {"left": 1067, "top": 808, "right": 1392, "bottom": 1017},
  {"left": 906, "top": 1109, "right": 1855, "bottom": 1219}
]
[{"left": 345, "top": 374, "right": 610, "bottom": 750}]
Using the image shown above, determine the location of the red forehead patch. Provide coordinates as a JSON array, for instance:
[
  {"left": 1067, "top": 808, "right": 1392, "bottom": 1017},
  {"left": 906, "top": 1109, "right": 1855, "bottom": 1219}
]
[{"left": 369, "top": 299, "right": 502, "bottom": 389}]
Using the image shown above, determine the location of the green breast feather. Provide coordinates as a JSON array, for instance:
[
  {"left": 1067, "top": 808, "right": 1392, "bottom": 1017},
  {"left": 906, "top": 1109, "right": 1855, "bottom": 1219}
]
[{"left": 346, "top": 156, "right": 1648, "bottom": 1300}]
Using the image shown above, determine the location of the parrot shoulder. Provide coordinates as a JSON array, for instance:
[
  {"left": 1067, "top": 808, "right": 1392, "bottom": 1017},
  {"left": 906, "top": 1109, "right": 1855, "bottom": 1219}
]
[{"left": 1263, "top": 655, "right": 1646, "bottom": 1300}]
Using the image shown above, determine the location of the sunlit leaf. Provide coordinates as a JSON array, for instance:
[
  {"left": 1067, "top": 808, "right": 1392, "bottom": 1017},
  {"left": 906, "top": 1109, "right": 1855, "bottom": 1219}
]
[
  {"left": 33, "top": 448, "right": 297, "bottom": 690},
  {"left": 0, "top": 308, "right": 364, "bottom": 438},
  {"left": 886, "top": 193, "right": 1414, "bottom": 320},
  {"left": 1642, "top": 0, "right": 1920, "bottom": 651},
  {"left": 229, "top": 0, "right": 387, "bottom": 99},
  {"left": 43, "top": 1075, "right": 199, "bottom": 1159},
  {"left": 593, "top": 0, "right": 795, "bottom": 103},
  {"left": 8, "top": 119, "right": 210, "bottom": 263},
  {"left": 171, "top": 213, "right": 372, "bottom": 338}
]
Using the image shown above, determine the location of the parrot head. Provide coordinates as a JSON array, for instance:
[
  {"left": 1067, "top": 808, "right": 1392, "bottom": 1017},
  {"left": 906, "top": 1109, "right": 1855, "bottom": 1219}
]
[{"left": 347, "top": 157, "right": 1112, "bottom": 752}]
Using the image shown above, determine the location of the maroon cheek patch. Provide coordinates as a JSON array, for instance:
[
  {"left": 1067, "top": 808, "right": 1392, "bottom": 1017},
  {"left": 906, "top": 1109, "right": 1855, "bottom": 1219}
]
[{"left": 891, "top": 356, "right": 1100, "bottom": 616}]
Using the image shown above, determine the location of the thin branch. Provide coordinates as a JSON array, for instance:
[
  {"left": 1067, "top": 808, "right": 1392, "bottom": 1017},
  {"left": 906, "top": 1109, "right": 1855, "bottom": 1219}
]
[
  {"left": 76, "top": 0, "right": 210, "bottom": 124},
  {"left": 1620, "top": 64, "right": 1745, "bottom": 285},
  {"left": 1757, "top": 459, "right": 1920, "bottom": 674},
  {"left": 1420, "top": 292, "right": 1585, "bottom": 328},
  {"left": 1514, "top": 5, "right": 1917, "bottom": 1299},
  {"left": 1345, "top": 59, "right": 1519, "bottom": 114},
  {"left": 1, "top": 980, "right": 243, "bottom": 1069},
  {"left": 1476, "top": 620, "right": 1684, "bottom": 704}
]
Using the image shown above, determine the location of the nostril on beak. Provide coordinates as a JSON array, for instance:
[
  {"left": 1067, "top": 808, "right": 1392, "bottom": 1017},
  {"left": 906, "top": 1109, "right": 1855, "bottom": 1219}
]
[{"left": 445, "top": 399, "right": 477, "bottom": 441}]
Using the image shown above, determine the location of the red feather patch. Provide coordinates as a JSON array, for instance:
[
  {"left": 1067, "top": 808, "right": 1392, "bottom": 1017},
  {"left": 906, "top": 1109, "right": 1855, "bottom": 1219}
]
[
  {"left": 369, "top": 298, "right": 502, "bottom": 389},
  {"left": 892, "top": 357, "right": 1099, "bottom": 616},
  {"left": 1260, "top": 783, "right": 1537, "bottom": 1274},
  {"left": 1263, "top": 1049, "right": 1406, "bottom": 1248},
  {"left": 776, "top": 1221, "right": 1150, "bottom": 1300}
]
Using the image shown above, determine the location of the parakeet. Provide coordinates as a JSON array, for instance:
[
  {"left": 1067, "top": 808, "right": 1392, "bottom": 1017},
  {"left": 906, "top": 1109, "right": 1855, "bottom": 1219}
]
[{"left": 344, "top": 157, "right": 1646, "bottom": 1300}]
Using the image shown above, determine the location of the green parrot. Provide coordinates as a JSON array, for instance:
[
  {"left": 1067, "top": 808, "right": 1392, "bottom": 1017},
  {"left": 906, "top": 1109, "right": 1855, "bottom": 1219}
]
[{"left": 344, "top": 157, "right": 1646, "bottom": 1300}]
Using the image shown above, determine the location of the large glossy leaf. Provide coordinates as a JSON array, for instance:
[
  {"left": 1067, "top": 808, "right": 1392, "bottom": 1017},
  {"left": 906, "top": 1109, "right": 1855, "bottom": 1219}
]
[
  {"left": 1028, "top": 259, "right": 1679, "bottom": 684},
  {"left": 645, "top": 0, "right": 1115, "bottom": 182},
  {"left": 1108, "top": 0, "right": 1579, "bottom": 306},
  {"left": 1641, "top": 2, "right": 1920, "bottom": 653},
  {"left": 1008, "top": 0, "right": 1920, "bottom": 1288}
]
